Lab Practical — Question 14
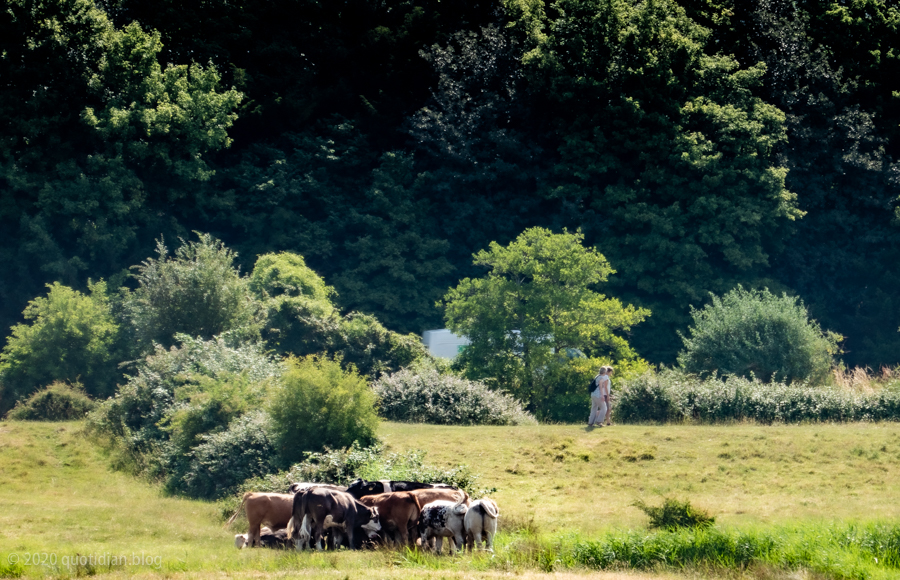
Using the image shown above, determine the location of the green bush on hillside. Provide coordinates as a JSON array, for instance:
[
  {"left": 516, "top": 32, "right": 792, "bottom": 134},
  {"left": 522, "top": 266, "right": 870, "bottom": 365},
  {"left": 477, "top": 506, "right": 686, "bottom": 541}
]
[
  {"left": 6, "top": 381, "right": 95, "bottom": 421},
  {"left": 267, "top": 356, "right": 379, "bottom": 466},
  {"left": 177, "top": 411, "right": 279, "bottom": 499},
  {"left": 678, "top": 286, "right": 841, "bottom": 384},
  {"left": 124, "top": 234, "right": 266, "bottom": 349},
  {"left": 374, "top": 368, "right": 537, "bottom": 425},
  {"left": 0, "top": 281, "right": 119, "bottom": 413},
  {"left": 87, "top": 335, "right": 282, "bottom": 467}
]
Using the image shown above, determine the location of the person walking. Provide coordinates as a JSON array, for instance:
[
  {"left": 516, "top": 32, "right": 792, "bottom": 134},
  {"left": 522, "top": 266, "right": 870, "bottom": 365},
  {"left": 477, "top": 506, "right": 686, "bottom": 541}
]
[
  {"left": 588, "top": 366, "right": 610, "bottom": 427},
  {"left": 602, "top": 366, "right": 614, "bottom": 426}
]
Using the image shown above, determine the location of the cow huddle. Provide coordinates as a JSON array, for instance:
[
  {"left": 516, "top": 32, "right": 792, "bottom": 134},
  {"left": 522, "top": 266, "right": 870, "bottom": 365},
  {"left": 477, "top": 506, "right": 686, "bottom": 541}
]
[{"left": 229, "top": 479, "right": 499, "bottom": 554}]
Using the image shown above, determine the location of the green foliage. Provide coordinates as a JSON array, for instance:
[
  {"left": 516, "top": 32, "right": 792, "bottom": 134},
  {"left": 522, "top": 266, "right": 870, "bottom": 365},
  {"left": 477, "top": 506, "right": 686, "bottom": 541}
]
[
  {"left": 632, "top": 497, "right": 715, "bottom": 531},
  {"left": 87, "top": 334, "right": 281, "bottom": 465},
  {"left": 6, "top": 381, "right": 95, "bottom": 421},
  {"left": 678, "top": 286, "right": 842, "bottom": 384},
  {"left": 176, "top": 411, "right": 278, "bottom": 499},
  {"left": 443, "top": 227, "right": 649, "bottom": 411},
  {"left": 535, "top": 356, "right": 651, "bottom": 423},
  {"left": 329, "top": 312, "right": 431, "bottom": 378},
  {"left": 125, "top": 234, "right": 265, "bottom": 349},
  {"left": 0, "top": 281, "right": 119, "bottom": 413},
  {"left": 373, "top": 368, "right": 537, "bottom": 426},
  {"left": 506, "top": 0, "right": 801, "bottom": 362},
  {"left": 615, "top": 368, "right": 900, "bottom": 424},
  {"left": 0, "top": 0, "right": 241, "bottom": 333},
  {"left": 266, "top": 356, "right": 379, "bottom": 466}
]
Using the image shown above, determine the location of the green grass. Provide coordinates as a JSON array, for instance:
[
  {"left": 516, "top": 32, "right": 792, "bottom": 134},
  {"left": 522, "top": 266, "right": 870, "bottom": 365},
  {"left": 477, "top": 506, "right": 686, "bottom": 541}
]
[{"left": 2, "top": 420, "right": 900, "bottom": 579}]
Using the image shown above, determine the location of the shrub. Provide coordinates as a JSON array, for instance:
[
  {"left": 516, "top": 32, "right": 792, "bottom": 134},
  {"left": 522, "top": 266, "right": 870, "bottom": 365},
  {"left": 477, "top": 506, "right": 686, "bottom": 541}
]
[
  {"left": 267, "top": 356, "right": 379, "bottom": 465},
  {"left": 124, "top": 233, "right": 265, "bottom": 349},
  {"left": 615, "top": 368, "right": 900, "bottom": 423},
  {"left": 0, "top": 281, "right": 119, "bottom": 413},
  {"left": 87, "top": 335, "right": 282, "bottom": 466},
  {"left": 633, "top": 497, "right": 715, "bottom": 531},
  {"left": 374, "top": 368, "right": 537, "bottom": 425},
  {"left": 678, "top": 286, "right": 842, "bottom": 384},
  {"left": 329, "top": 312, "right": 431, "bottom": 378},
  {"left": 176, "top": 411, "right": 279, "bottom": 499},
  {"left": 6, "top": 381, "right": 95, "bottom": 421}
]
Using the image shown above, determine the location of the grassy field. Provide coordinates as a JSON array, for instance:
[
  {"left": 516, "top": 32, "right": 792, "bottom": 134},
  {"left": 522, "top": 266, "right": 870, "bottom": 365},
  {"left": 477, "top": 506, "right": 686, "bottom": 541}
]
[{"left": 1, "top": 419, "right": 899, "bottom": 579}]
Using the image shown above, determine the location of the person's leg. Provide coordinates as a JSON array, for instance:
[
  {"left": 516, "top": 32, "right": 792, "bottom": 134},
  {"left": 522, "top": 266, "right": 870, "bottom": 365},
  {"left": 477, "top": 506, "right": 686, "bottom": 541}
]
[
  {"left": 588, "top": 396, "right": 602, "bottom": 426},
  {"left": 603, "top": 398, "right": 612, "bottom": 425}
]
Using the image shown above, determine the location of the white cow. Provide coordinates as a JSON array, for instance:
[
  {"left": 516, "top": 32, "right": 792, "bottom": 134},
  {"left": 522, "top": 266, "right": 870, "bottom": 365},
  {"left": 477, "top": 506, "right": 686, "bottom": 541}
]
[{"left": 464, "top": 498, "right": 499, "bottom": 553}]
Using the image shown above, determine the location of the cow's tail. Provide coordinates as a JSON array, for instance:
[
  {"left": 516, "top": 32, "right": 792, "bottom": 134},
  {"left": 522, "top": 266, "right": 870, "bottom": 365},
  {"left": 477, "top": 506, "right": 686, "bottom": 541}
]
[
  {"left": 226, "top": 492, "right": 251, "bottom": 526},
  {"left": 286, "top": 491, "right": 305, "bottom": 540},
  {"left": 479, "top": 499, "right": 499, "bottom": 519},
  {"left": 451, "top": 496, "right": 468, "bottom": 516}
]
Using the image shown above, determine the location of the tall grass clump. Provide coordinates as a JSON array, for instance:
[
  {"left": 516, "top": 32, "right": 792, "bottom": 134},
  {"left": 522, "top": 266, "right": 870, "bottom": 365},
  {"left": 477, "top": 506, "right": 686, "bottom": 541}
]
[
  {"left": 632, "top": 497, "right": 715, "bottom": 531},
  {"left": 678, "top": 286, "right": 842, "bottom": 384},
  {"left": 373, "top": 368, "right": 537, "bottom": 425},
  {"left": 616, "top": 368, "right": 900, "bottom": 423}
]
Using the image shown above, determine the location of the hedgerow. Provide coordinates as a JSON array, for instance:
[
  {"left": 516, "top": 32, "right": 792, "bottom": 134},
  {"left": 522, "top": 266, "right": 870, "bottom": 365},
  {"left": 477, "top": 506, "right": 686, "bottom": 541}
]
[
  {"left": 615, "top": 368, "right": 900, "bottom": 423},
  {"left": 373, "top": 368, "right": 537, "bottom": 426}
]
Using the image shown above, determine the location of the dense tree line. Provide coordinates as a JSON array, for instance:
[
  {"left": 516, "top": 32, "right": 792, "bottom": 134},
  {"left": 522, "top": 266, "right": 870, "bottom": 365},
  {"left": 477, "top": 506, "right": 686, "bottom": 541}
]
[{"left": 2, "top": 0, "right": 898, "bottom": 367}]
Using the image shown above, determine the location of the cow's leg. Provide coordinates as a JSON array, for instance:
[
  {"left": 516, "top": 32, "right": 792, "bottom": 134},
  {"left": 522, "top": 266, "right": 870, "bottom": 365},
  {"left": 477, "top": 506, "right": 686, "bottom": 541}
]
[
  {"left": 473, "top": 529, "right": 483, "bottom": 551},
  {"left": 434, "top": 536, "right": 443, "bottom": 554},
  {"left": 314, "top": 522, "right": 325, "bottom": 551}
]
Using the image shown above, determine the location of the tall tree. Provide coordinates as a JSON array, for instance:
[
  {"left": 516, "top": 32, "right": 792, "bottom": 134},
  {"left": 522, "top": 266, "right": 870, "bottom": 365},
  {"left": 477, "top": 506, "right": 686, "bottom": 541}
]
[
  {"left": 0, "top": 0, "right": 242, "bottom": 336},
  {"left": 443, "top": 227, "right": 649, "bottom": 411},
  {"left": 504, "top": 0, "right": 802, "bottom": 362}
]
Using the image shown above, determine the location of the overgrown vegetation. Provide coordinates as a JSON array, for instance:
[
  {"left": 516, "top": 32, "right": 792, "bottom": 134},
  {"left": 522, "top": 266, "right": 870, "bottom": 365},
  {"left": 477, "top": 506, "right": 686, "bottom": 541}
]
[
  {"left": 5, "top": 381, "right": 95, "bottom": 421},
  {"left": 267, "top": 356, "right": 379, "bottom": 466},
  {"left": 632, "top": 497, "right": 715, "bottom": 531},
  {"left": 678, "top": 286, "right": 842, "bottom": 384},
  {"left": 615, "top": 368, "right": 900, "bottom": 424},
  {"left": 0, "top": 281, "right": 119, "bottom": 413},
  {"left": 374, "top": 368, "right": 536, "bottom": 426}
]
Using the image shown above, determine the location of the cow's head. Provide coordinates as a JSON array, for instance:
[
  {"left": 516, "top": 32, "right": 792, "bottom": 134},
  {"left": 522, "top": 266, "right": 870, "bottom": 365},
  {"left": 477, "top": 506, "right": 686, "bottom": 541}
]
[
  {"left": 360, "top": 506, "right": 381, "bottom": 538},
  {"left": 234, "top": 534, "right": 247, "bottom": 549}
]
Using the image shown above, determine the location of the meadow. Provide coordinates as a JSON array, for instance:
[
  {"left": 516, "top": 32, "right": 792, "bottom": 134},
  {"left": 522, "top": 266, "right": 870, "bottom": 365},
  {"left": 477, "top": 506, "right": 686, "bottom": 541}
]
[{"left": 1, "top": 419, "right": 899, "bottom": 580}]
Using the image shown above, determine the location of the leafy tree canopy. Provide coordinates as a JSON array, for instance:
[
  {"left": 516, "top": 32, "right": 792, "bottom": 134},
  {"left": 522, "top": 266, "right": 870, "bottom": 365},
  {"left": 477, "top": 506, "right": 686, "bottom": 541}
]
[{"left": 443, "top": 227, "right": 649, "bottom": 410}]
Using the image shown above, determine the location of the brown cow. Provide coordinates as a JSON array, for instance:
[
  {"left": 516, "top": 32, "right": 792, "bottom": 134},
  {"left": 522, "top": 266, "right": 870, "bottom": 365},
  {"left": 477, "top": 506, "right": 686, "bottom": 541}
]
[
  {"left": 287, "top": 487, "right": 381, "bottom": 550},
  {"left": 227, "top": 492, "right": 294, "bottom": 548},
  {"left": 409, "top": 487, "right": 470, "bottom": 508},
  {"left": 358, "top": 492, "right": 422, "bottom": 546}
]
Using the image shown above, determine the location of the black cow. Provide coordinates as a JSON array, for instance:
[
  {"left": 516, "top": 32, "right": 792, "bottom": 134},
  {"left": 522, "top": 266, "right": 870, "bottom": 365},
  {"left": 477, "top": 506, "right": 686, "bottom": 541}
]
[
  {"left": 288, "top": 482, "right": 348, "bottom": 494},
  {"left": 287, "top": 487, "right": 381, "bottom": 550},
  {"left": 346, "top": 478, "right": 456, "bottom": 499}
]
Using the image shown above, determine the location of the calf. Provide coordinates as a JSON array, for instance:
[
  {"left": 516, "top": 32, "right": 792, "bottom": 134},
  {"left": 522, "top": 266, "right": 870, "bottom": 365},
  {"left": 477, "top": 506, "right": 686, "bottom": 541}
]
[
  {"left": 227, "top": 492, "right": 294, "bottom": 548},
  {"left": 464, "top": 498, "right": 499, "bottom": 553},
  {"left": 418, "top": 500, "right": 468, "bottom": 555},
  {"left": 358, "top": 491, "right": 422, "bottom": 546},
  {"left": 233, "top": 526, "right": 292, "bottom": 549}
]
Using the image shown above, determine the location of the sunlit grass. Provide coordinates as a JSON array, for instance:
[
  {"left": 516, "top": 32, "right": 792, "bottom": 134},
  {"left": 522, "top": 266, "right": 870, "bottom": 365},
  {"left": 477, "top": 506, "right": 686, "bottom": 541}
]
[{"left": 2, "top": 419, "right": 900, "bottom": 579}]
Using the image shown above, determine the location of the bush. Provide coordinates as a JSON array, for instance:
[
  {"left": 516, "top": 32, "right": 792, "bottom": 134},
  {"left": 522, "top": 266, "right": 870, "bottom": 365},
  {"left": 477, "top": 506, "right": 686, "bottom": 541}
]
[
  {"left": 328, "top": 312, "right": 431, "bottom": 378},
  {"left": 176, "top": 411, "right": 279, "bottom": 499},
  {"left": 374, "top": 368, "right": 537, "bottom": 425},
  {"left": 632, "top": 498, "right": 715, "bottom": 531},
  {"left": 267, "top": 356, "right": 379, "bottom": 465},
  {"left": 0, "top": 281, "right": 119, "bottom": 413},
  {"left": 678, "top": 286, "right": 842, "bottom": 384},
  {"left": 615, "top": 368, "right": 900, "bottom": 423},
  {"left": 6, "top": 381, "right": 95, "bottom": 421},
  {"left": 87, "top": 335, "right": 282, "bottom": 468},
  {"left": 124, "top": 233, "right": 265, "bottom": 349}
]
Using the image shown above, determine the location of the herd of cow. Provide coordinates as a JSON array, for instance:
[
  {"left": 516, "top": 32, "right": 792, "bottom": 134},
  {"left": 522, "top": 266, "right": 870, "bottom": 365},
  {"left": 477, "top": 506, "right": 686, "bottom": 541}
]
[{"left": 228, "top": 478, "right": 500, "bottom": 554}]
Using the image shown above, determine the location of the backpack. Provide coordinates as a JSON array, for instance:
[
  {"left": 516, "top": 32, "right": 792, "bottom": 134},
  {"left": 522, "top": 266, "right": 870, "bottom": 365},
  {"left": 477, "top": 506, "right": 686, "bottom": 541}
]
[{"left": 587, "top": 376, "right": 598, "bottom": 394}]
